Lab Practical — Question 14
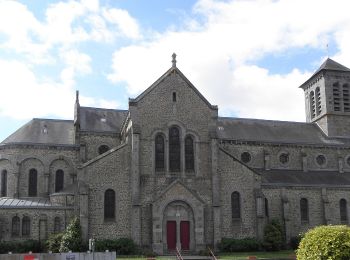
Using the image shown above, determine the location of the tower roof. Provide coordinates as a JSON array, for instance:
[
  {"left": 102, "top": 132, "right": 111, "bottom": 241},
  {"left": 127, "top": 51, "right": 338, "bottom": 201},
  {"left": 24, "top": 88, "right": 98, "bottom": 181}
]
[{"left": 300, "top": 58, "right": 350, "bottom": 89}]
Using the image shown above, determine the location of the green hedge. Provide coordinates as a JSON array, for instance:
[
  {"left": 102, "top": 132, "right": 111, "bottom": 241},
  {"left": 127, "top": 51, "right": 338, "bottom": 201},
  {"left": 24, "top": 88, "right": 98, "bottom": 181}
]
[
  {"left": 218, "top": 238, "right": 261, "bottom": 252},
  {"left": 0, "top": 240, "right": 43, "bottom": 254},
  {"left": 95, "top": 238, "right": 138, "bottom": 255},
  {"left": 297, "top": 225, "right": 350, "bottom": 260},
  {"left": 263, "top": 219, "right": 284, "bottom": 251}
]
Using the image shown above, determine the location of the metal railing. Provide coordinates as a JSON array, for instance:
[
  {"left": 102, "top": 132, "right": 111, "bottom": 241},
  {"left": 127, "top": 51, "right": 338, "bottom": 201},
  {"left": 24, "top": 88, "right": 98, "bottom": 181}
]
[
  {"left": 176, "top": 247, "right": 183, "bottom": 260},
  {"left": 208, "top": 247, "right": 217, "bottom": 260}
]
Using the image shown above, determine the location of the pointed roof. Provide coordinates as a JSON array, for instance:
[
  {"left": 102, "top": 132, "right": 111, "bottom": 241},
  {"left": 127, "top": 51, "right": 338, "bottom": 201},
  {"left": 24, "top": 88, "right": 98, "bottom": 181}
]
[
  {"left": 300, "top": 58, "right": 350, "bottom": 89},
  {"left": 129, "top": 54, "right": 218, "bottom": 110}
]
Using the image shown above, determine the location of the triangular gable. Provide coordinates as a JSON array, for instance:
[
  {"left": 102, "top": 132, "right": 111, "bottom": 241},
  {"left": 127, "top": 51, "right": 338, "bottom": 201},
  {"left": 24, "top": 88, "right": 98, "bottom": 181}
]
[
  {"left": 153, "top": 179, "right": 205, "bottom": 205},
  {"left": 129, "top": 66, "right": 218, "bottom": 111}
]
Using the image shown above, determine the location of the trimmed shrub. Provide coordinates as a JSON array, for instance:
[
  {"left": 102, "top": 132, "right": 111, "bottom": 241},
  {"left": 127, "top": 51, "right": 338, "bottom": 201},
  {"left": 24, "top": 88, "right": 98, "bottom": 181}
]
[
  {"left": 46, "top": 232, "right": 64, "bottom": 253},
  {"left": 263, "top": 219, "right": 284, "bottom": 251},
  {"left": 218, "top": 238, "right": 261, "bottom": 252},
  {"left": 297, "top": 225, "right": 350, "bottom": 260},
  {"left": 0, "top": 240, "right": 42, "bottom": 253},
  {"left": 59, "top": 217, "right": 82, "bottom": 252},
  {"left": 95, "top": 238, "right": 138, "bottom": 255}
]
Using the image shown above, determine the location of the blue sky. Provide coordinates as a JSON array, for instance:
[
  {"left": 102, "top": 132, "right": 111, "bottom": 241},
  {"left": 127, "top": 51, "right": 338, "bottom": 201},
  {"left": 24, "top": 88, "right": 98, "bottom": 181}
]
[{"left": 1, "top": 0, "right": 350, "bottom": 142}]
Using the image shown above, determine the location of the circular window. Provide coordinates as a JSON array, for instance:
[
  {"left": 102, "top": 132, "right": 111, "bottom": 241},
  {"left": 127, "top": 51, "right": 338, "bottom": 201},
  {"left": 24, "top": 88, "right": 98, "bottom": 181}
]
[
  {"left": 98, "top": 145, "right": 110, "bottom": 155},
  {"left": 279, "top": 153, "right": 289, "bottom": 164},
  {"left": 241, "top": 152, "right": 251, "bottom": 163},
  {"left": 316, "top": 154, "right": 326, "bottom": 166}
]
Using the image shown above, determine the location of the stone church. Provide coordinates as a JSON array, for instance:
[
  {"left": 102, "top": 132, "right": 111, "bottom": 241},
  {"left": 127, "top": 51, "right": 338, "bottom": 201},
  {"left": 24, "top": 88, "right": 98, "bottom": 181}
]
[{"left": 0, "top": 54, "right": 350, "bottom": 254}]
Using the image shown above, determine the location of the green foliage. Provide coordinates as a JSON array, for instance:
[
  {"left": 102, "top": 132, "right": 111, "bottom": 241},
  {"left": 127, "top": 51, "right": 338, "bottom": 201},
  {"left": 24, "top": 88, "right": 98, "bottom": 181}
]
[
  {"left": 46, "top": 232, "right": 64, "bottom": 253},
  {"left": 59, "top": 217, "right": 82, "bottom": 252},
  {"left": 0, "top": 240, "right": 42, "bottom": 253},
  {"left": 296, "top": 225, "right": 350, "bottom": 260},
  {"left": 218, "top": 238, "right": 261, "bottom": 252},
  {"left": 95, "top": 238, "right": 138, "bottom": 255},
  {"left": 290, "top": 235, "right": 302, "bottom": 250},
  {"left": 263, "top": 219, "right": 284, "bottom": 251}
]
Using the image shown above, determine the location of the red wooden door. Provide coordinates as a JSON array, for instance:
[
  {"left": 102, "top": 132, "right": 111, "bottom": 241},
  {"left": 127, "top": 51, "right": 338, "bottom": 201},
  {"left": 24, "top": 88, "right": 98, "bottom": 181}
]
[
  {"left": 180, "top": 221, "right": 190, "bottom": 250},
  {"left": 167, "top": 221, "right": 177, "bottom": 250}
]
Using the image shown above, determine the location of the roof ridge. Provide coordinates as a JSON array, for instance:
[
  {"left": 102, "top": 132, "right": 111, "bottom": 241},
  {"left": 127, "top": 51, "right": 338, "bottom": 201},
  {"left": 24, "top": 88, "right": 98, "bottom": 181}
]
[
  {"left": 80, "top": 106, "right": 128, "bottom": 112},
  {"left": 218, "top": 116, "right": 308, "bottom": 124}
]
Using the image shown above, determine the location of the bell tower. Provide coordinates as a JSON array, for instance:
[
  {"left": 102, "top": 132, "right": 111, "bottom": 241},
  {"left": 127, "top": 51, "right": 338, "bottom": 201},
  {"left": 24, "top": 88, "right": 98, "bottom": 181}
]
[{"left": 300, "top": 58, "right": 350, "bottom": 137}]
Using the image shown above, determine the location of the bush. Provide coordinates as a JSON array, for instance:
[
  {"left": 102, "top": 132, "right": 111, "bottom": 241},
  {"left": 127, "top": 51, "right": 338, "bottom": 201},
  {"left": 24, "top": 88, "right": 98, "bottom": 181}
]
[
  {"left": 263, "top": 219, "right": 284, "bottom": 251},
  {"left": 59, "top": 217, "right": 83, "bottom": 252},
  {"left": 46, "top": 232, "right": 64, "bottom": 253},
  {"left": 290, "top": 235, "right": 302, "bottom": 250},
  {"left": 0, "top": 240, "right": 43, "bottom": 254},
  {"left": 297, "top": 225, "right": 350, "bottom": 260},
  {"left": 95, "top": 238, "right": 138, "bottom": 255},
  {"left": 218, "top": 238, "right": 261, "bottom": 252}
]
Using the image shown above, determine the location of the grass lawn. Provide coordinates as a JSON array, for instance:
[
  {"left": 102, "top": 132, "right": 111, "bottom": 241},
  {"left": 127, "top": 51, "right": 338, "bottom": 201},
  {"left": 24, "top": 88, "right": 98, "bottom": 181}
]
[{"left": 116, "top": 250, "right": 296, "bottom": 260}]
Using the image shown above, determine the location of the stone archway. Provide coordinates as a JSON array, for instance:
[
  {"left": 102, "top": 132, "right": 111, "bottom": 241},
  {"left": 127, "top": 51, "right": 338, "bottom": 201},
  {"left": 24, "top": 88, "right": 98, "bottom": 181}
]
[{"left": 162, "top": 201, "right": 195, "bottom": 252}]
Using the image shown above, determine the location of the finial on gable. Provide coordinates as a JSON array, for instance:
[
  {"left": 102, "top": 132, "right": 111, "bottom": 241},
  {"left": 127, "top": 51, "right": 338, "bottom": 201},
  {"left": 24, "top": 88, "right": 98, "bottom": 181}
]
[
  {"left": 172, "top": 53, "right": 177, "bottom": 68},
  {"left": 76, "top": 90, "right": 79, "bottom": 104}
]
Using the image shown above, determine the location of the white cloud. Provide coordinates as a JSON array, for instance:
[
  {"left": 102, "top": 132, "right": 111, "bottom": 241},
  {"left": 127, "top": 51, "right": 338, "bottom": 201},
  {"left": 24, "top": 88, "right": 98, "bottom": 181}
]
[{"left": 108, "top": 0, "right": 350, "bottom": 122}]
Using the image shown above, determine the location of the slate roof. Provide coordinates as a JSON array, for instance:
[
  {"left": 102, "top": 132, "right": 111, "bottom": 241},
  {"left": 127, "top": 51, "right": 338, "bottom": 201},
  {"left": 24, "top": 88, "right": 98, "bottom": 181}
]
[
  {"left": 260, "top": 169, "right": 350, "bottom": 187},
  {"left": 1, "top": 118, "right": 74, "bottom": 145},
  {"left": 79, "top": 107, "right": 128, "bottom": 133},
  {"left": 217, "top": 117, "right": 350, "bottom": 145},
  {"left": 0, "top": 197, "right": 72, "bottom": 208}
]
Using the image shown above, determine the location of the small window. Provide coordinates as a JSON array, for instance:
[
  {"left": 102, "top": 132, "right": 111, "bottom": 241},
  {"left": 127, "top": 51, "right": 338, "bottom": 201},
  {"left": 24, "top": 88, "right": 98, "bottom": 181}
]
[
  {"left": 279, "top": 153, "right": 289, "bottom": 165},
  {"left": 241, "top": 152, "right": 251, "bottom": 163},
  {"left": 185, "top": 136, "right": 194, "bottom": 171},
  {"left": 264, "top": 198, "right": 269, "bottom": 217},
  {"left": 316, "top": 155, "right": 326, "bottom": 166},
  {"left": 315, "top": 87, "right": 321, "bottom": 115},
  {"left": 172, "top": 92, "right": 177, "bottom": 102},
  {"left": 22, "top": 216, "right": 30, "bottom": 236},
  {"left": 54, "top": 217, "right": 61, "bottom": 233},
  {"left": 12, "top": 216, "right": 20, "bottom": 237},
  {"left": 340, "top": 199, "right": 348, "bottom": 222},
  {"left": 98, "top": 145, "right": 110, "bottom": 155},
  {"left": 104, "top": 189, "right": 116, "bottom": 220},
  {"left": 55, "top": 170, "right": 64, "bottom": 192},
  {"left": 1, "top": 169, "right": 7, "bottom": 197},
  {"left": 333, "top": 82, "right": 341, "bottom": 111},
  {"left": 231, "top": 191, "right": 241, "bottom": 219},
  {"left": 155, "top": 134, "right": 165, "bottom": 171},
  {"left": 300, "top": 198, "right": 309, "bottom": 222},
  {"left": 28, "top": 168, "right": 37, "bottom": 197}
]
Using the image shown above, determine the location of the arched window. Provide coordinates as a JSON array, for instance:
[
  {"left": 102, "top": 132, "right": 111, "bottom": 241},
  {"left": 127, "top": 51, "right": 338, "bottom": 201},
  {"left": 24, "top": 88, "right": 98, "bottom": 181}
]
[
  {"left": 22, "top": 216, "right": 30, "bottom": 236},
  {"left": 185, "top": 136, "right": 194, "bottom": 171},
  {"left": 104, "top": 189, "right": 115, "bottom": 220},
  {"left": 28, "top": 168, "right": 37, "bottom": 197},
  {"left": 231, "top": 192, "right": 241, "bottom": 219},
  {"left": 309, "top": 91, "right": 316, "bottom": 118},
  {"left": 343, "top": 84, "right": 350, "bottom": 112},
  {"left": 333, "top": 82, "right": 341, "bottom": 111},
  {"left": 155, "top": 134, "right": 165, "bottom": 171},
  {"left": 54, "top": 217, "right": 61, "bottom": 233},
  {"left": 340, "top": 199, "right": 348, "bottom": 222},
  {"left": 98, "top": 145, "right": 110, "bottom": 155},
  {"left": 300, "top": 198, "right": 309, "bottom": 222},
  {"left": 1, "top": 170, "right": 7, "bottom": 197},
  {"left": 12, "top": 216, "right": 20, "bottom": 236},
  {"left": 315, "top": 87, "right": 321, "bottom": 115},
  {"left": 169, "top": 126, "right": 180, "bottom": 171},
  {"left": 265, "top": 198, "right": 269, "bottom": 217},
  {"left": 55, "top": 170, "right": 64, "bottom": 192}
]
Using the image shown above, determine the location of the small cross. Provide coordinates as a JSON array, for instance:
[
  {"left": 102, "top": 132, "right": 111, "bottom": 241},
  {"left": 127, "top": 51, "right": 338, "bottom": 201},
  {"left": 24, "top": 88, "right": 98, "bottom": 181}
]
[{"left": 172, "top": 53, "right": 177, "bottom": 67}]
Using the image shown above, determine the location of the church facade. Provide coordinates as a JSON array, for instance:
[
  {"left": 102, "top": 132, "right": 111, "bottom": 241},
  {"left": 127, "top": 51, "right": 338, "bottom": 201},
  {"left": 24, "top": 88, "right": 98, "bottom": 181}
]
[{"left": 0, "top": 55, "right": 350, "bottom": 254}]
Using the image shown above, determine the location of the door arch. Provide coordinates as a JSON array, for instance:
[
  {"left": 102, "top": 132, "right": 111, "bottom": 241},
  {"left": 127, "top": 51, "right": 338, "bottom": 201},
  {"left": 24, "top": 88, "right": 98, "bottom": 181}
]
[{"left": 162, "top": 201, "right": 195, "bottom": 252}]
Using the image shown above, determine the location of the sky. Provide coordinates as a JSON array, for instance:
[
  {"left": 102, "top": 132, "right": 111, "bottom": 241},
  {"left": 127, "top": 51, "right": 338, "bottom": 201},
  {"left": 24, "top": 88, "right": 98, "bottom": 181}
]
[{"left": 1, "top": 0, "right": 350, "bottom": 142}]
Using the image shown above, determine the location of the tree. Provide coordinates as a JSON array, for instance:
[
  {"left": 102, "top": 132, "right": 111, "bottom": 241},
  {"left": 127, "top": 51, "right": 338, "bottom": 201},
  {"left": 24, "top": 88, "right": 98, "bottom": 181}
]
[
  {"left": 59, "top": 217, "right": 82, "bottom": 252},
  {"left": 263, "top": 219, "right": 284, "bottom": 251}
]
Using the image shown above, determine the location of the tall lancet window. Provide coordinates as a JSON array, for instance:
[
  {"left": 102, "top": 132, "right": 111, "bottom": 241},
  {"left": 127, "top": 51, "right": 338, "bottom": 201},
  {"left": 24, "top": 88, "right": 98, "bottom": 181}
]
[
  {"left": 309, "top": 91, "right": 316, "bottom": 118},
  {"left": 169, "top": 126, "right": 180, "bottom": 171},
  {"left": 315, "top": 87, "right": 321, "bottom": 115},
  {"left": 155, "top": 134, "right": 165, "bottom": 171},
  {"left": 185, "top": 136, "right": 194, "bottom": 171}
]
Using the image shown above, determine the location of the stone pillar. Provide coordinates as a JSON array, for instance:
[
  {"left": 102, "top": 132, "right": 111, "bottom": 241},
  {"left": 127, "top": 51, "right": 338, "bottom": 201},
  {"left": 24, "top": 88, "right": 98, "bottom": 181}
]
[
  {"left": 211, "top": 139, "right": 221, "bottom": 248},
  {"left": 131, "top": 133, "right": 141, "bottom": 245},
  {"left": 43, "top": 172, "right": 50, "bottom": 197},
  {"left": 322, "top": 188, "right": 330, "bottom": 224},
  {"left": 301, "top": 151, "right": 308, "bottom": 172},
  {"left": 79, "top": 182, "right": 89, "bottom": 242},
  {"left": 12, "top": 171, "right": 19, "bottom": 198},
  {"left": 281, "top": 189, "right": 290, "bottom": 242},
  {"left": 254, "top": 190, "right": 264, "bottom": 240},
  {"left": 338, "top": 157, "right": 344, "bottom": 173}
]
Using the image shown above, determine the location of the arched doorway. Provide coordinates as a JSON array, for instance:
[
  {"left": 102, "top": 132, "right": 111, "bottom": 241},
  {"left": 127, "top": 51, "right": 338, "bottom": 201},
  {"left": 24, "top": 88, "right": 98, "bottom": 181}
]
[{"left": 163, "top": 201, "right": 194, "bottom": 252}]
